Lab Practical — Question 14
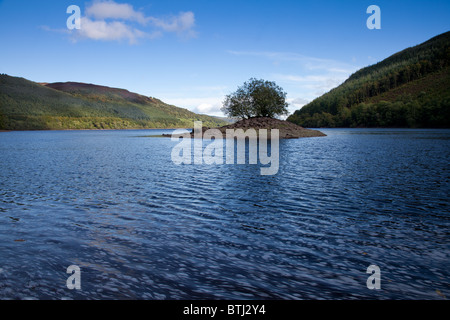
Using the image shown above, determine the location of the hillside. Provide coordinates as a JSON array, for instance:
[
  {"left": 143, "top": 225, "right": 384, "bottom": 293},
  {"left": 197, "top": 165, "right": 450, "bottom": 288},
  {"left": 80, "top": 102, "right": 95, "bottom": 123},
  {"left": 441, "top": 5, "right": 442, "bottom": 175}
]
[
  {"left": 288, "top": 31, "right": 450, "bottom": 128},
  {"left": 0, "top": 75, "right": 227, "bottom": 130}
]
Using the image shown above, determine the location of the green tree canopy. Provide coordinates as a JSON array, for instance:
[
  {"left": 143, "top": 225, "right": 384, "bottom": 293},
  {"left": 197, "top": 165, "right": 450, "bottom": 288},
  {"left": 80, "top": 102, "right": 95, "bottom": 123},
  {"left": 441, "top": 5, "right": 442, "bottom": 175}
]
[{"left": 221, "top": 78, "right": 289, "bottom": 119}]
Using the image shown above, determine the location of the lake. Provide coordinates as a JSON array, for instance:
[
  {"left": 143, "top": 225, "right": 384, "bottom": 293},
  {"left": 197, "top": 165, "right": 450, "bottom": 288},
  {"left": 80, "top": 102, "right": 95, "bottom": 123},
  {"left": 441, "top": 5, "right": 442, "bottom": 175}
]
[{"left": 0, "top": 128, "right": 449, "bottom": 300}]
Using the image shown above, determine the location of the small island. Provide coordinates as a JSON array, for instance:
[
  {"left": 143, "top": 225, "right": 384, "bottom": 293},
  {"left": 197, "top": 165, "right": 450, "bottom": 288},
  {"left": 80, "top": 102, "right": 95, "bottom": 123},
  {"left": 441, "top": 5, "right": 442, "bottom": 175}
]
[
  {"left": 165, "top": 117, "right": 326, "bottom": 139},
  {"left": 166, "top": 78, "right": 326, "bottom": 139},
  {"left": 217, "top": 117, "right": 326, "bottom": 138}
]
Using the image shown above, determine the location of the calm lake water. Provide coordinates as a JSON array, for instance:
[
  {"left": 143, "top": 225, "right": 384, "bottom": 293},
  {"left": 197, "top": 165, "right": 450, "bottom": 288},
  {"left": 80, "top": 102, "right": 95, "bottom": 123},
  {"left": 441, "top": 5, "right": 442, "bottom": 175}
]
[{"left": 0, "top": 128, "right": 449, "bottom": 300}]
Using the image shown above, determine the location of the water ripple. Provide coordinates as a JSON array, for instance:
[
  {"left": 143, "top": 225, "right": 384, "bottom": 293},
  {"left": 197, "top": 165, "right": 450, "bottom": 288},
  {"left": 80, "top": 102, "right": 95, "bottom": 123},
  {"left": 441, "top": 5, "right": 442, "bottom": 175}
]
[{"left": 0, "top": 129, "right": 449, "bottom": 299}]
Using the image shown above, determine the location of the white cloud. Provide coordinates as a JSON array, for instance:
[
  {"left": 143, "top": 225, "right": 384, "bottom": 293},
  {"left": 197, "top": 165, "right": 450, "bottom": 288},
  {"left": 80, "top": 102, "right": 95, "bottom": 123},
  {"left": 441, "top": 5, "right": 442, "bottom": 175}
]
[
  {"left": 149, "top": 12, "right": 197, "bottom": 38},
  {"left": 284, "top": 97, "right": 310, "bottom": 116},
  {"left": 290, "top": 97, "right": 309, "bottom": 105},
  {"left": 85, "top": 1, "right": 149, "bottom": 25},
  {"left": 197, "top": 103, "right": 215, "bottom": 113},
  {"left": 165, "top": 97, "right": 225, "bottom": 117},
  {"left": 272, "top": 72, "right": 348, "bottom": 99},
  {"left": 78, "top": 17, "right": 151, "bottom": 44},
  {"left": 228, "top": 50, "right": 360, "bottom": 102},
  {"left": 66, "top": 1, "right": 196, "bottom": 43}
]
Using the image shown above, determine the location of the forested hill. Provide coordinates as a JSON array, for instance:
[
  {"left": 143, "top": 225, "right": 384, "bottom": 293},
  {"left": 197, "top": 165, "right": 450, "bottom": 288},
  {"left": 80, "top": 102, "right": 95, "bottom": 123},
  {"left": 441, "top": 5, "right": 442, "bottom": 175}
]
[
  {"left": 0, "top": 75, "right": 227, "bottom": 130},
  {"left": 288, "top": 31, "right": 450, "bottom": 128}
]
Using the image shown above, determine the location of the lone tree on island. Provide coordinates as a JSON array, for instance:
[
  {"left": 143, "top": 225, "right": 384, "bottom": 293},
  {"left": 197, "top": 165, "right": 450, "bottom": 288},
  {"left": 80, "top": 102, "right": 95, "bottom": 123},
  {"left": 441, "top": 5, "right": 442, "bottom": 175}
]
[{"left": 221, "top": 78, "right": 289, "bottom": 119}]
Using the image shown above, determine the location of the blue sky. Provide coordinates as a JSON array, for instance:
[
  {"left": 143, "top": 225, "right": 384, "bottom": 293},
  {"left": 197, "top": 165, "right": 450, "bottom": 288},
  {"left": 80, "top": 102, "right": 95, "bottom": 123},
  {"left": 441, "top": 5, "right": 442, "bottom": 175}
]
[{"left": 0, "top": 0, "right": 449, "bottom": 117}]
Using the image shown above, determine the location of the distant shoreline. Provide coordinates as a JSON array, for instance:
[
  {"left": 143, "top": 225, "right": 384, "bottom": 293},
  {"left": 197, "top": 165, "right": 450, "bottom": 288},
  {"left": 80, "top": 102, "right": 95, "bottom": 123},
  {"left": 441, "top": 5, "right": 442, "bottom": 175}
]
[
  {"left": 2, "top": 127, "right": 449, "bottom": 133},
  {"left": 0, "top": 128, "right": 187, "bottom": 132}
]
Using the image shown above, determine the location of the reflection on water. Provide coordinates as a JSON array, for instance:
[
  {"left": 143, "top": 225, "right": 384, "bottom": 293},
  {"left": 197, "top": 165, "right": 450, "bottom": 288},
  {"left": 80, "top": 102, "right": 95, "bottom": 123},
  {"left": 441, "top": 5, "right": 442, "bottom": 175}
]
[{"left": 0, "top": 128, "right": 449, "bottom": 299}]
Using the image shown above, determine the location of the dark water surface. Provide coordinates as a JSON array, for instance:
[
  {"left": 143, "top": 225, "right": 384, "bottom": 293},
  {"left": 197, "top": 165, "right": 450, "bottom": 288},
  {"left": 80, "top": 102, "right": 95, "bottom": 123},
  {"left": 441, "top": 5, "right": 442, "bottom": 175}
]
[{"left": 0, "top": 128, "right": 449, "bottom": 300}]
